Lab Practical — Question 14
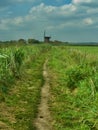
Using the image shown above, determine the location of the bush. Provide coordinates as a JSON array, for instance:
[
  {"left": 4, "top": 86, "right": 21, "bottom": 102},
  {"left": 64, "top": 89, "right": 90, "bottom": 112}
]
[{"left": 66, "top": 64, "right": 93, "bottom": 90}]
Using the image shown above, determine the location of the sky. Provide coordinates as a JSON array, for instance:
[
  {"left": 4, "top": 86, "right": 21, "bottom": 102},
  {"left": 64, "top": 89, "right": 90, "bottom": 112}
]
[{"left": 0, "top": 0, "right": 98, "bottom": 42}]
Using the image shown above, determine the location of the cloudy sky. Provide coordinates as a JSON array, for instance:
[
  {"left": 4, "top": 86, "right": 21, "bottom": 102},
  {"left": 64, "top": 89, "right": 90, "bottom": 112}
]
[{"left": 0, "top": 0, "right": 98, "bottom": 42}]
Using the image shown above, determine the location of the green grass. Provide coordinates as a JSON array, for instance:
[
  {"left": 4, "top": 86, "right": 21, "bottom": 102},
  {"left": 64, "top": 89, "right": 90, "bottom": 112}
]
[
  {"left": 71, "top": 46, "right": 98, "bottom": 55},
  {"left": 0, "top": 44, "right": 50, "bottom": 129},
  {"left": 0, "top": 44, "right": 98, "bottom": 130},
  {"left": 48, "top": 45, "right": 98, "bottom": 130}
]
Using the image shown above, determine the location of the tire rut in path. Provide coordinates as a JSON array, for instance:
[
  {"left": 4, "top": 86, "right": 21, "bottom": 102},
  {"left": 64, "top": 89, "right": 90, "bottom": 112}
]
[{"left": 34, "top": 60, "right": 53, "bottom": 130}]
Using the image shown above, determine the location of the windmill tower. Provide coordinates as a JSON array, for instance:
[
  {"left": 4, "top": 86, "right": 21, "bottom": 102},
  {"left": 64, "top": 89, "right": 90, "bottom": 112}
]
[{"left": 44, "top": 31, "right": 51, "bottom": 43}]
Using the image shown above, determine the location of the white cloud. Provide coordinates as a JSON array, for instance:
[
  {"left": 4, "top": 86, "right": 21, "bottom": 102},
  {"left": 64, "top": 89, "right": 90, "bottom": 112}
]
[
  {"left": 83, "top": 18, "right": 93, "bottom": 25},
  {"left": 29, "top": 3, "right": 56, "bottom": 14},
  {"left": 0, "top": 17, "right": 23, "bottom": 30},
  {"left": 14, "top": 17, "right": 23, "bottom": 25},
  {"left": 29, "top": 3, "right": 76, "bottom": 19},
  {"left": 73, "top": 0, "right": 92, "bottom": 4},
  {"left": 0, "top": 1, "right": 98, "bottom": 42}
]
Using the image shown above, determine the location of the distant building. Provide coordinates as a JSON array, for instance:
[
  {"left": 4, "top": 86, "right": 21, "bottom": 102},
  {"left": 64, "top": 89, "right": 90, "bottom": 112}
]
[
  {"left": 44, "top": 36, "right": 51, "bottom": 43},
  {"left": 44, "top": 31, "right": 51, "bottom": 43}
]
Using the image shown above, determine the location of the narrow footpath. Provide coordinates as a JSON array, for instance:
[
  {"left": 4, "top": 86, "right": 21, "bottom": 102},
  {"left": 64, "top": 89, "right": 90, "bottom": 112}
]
[{"left": 34, "top": 60, "right": 53, "bottom": 130}]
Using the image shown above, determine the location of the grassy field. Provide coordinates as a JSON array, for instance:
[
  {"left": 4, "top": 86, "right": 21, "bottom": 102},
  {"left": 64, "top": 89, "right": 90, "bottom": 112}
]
[
  {"left": 72, "top": 46, "right": 98, "bottom": 54},
  {"left": 0, "top": 44, "right": 98, "bottom": 130},
  {"left": 48, "top": 45, "right": 98, "bottom": 130},
  {"left": 0, "top": 44, "right": 50, "bottom": 129}
]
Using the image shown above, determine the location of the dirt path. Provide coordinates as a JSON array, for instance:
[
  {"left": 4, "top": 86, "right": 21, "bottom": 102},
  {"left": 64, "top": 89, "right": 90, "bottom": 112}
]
[{"left": 34, "top": 60, "right": 53, "bottom": 130}]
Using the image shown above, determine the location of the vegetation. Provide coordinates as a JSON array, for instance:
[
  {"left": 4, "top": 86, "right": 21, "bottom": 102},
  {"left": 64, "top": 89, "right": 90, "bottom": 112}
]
[
  {"left": 0, "top": 43, "right": 98, "bottom": 130},
  {"left": 48, "top": 46, "right": 98, "bottom": 130},
  {"left": 0, "top": 44, "right": 50, "bottom": 129},
  {"left": 28, "top": 39, "right": 40, "bottom": 44}
]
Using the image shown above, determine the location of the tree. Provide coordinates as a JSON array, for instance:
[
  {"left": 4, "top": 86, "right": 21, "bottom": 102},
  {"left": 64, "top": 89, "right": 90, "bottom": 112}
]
[
  {"left": 28, "top": 39, "right": 40, "bottom": 44},
  {"left": 18, "top": 39, "right": 26, "bottom": 44}
]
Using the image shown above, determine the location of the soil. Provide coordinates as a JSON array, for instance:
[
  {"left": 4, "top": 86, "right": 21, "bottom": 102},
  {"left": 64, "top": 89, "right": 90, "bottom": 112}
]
[{"left": 34, "top": 60, "right": 53, "bottom": 130}]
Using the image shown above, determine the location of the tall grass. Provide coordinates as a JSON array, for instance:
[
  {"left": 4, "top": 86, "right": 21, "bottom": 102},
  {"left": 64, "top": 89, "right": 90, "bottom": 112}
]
[
  {"left": 48, "top": 46, "right": 98, "bottom": 130},
  {"left": 1, "top": 44, "right": 98, "bottom": 129},
  {"left": 0, "top": 47, "right": 25, "bottom": 96},
  {"left": 0, "top": 44, "right": 50, "bottom": 129}
]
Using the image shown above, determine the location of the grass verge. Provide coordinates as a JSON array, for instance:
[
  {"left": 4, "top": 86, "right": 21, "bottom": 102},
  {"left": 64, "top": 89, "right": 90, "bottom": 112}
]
[
  {"left": 0, "top": 45, "right": 47, "bottom": 130},
  {"left": 48, "top": 46, "right": 98, "bottom": 130}
]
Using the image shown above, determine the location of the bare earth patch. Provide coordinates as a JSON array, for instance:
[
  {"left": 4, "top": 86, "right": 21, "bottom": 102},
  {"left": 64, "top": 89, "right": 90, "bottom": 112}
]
[{"left": 34, "top": 60, "right": 53, "bottom": 130}]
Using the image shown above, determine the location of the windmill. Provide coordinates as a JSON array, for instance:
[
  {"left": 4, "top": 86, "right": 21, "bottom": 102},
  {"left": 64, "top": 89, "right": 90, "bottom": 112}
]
[{"left": 44, "top": 30, "right": 51, "bottom": 43}]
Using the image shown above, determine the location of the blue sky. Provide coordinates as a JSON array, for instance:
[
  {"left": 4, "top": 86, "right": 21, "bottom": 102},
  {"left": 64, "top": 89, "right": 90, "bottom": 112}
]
[{"left": 0, "top": 0, "right": 98, "bottom": 42}]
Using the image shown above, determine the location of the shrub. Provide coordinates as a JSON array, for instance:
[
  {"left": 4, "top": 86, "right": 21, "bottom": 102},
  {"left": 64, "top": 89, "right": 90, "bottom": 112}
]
[{"left": 66, "top": 64, "right": 93, "bottom": 90}]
